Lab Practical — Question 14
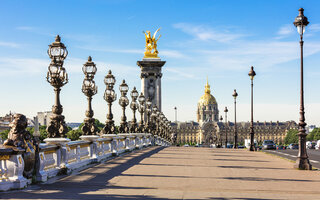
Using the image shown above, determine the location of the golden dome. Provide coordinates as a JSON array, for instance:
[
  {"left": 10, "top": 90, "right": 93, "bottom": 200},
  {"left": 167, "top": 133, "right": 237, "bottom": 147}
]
[{"left": 198, "top": 78, "right": 216, "bottom": 105}]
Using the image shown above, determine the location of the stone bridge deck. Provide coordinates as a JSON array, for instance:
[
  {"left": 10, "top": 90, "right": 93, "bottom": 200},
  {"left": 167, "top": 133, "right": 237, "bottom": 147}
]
[{"left": 2, "top": 147, "right": 320, "bottom": 200}]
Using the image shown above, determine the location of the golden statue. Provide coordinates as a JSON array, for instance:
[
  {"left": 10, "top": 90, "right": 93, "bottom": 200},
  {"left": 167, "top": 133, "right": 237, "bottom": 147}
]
[{"left": 143, "top": 28, "right": 161, "bottom": 58}]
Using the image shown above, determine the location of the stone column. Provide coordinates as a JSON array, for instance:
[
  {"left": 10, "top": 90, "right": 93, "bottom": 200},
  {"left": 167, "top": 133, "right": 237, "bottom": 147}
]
[{"left": 137, "top": 58, "right": 166, "bottom": 112}]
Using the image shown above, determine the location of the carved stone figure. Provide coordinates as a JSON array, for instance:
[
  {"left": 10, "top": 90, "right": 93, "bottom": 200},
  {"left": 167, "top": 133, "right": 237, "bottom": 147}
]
[{"left": 3, "top": 113, "right": 35, "bottom": 178}]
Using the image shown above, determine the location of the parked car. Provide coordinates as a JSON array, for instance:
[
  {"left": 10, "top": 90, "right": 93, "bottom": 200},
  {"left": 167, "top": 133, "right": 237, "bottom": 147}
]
[
  {"left": 288, "top": 143, "right": 299, "bottom": 149},
  {"left": 262, "top": 140, "right": 276, "bottom": 150},
  {"left": 238, "top": 145, "right": 245, "bottom": 149},
  {"left": 306, "top": 141, "right": 316, "bottom": 149},
  {"left": 226, "top": 144, "right": 233, "bottom": 148},
  {"left": 183, "top": 144, "right": 189, "bottom": 147}
]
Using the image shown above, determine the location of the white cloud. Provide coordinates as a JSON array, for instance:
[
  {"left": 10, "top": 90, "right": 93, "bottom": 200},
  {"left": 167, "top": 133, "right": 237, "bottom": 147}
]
[
  {"left": 275, "top": 24, "right": 294, "bottom": 39},
  {"left": 309, "top": 24, "right": 320, "bottom": 32},
  {"left": 161, "top": 50, "right": 186, "bottom": 58},
  {"left": 173, "top": 23, "right": 246, "bottom": 43},
  {"left": 0, "top": 41, "right": 20, "bottom": 48}
]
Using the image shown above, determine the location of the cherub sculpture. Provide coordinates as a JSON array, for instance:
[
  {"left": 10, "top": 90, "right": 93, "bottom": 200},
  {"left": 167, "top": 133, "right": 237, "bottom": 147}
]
[
  {"left": 3, "top": 113, "right": 36, "bottom": 178},
  {"left": 4, "top": 114, "right": 34, "bottom": 149}
]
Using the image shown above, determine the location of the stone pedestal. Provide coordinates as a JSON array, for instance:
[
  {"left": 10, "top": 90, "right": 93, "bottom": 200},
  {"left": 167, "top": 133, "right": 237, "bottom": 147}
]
[{"left": 137, "top": 58, "right": 166, "bottom": 112}]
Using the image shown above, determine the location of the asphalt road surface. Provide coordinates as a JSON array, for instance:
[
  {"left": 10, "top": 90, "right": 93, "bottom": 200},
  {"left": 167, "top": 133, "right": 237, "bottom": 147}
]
[{"left": 264, "top": 149, "right": 320, "bottom": 169}]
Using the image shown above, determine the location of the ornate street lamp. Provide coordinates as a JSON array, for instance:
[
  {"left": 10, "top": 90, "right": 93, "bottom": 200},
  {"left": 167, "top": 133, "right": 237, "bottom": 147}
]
[
  {"left": 81, "top": 56, "right": 98, "bottom": 135},
  {"left": 248, "top": 66, "right": 256, "bottom": 151},
  {"left": 119, "top": 80, "right": 129, "bottom": 133},
  {"left": 46, "top": 35, "right": 69, "bottom": 138},
  {"left": 219, "top": 115, "right": 223, "bottom": 147},
  {"left": 102, "top": 70, "right": 117, "bottom": 134},
  {"left": 138, "top": 93, "right": 146, "bottom": 132},
  {"left": 129, "top": 87, "right": 139, "bottom": 133},
  {"left": 293, "top": 8, "right": 312, "bottom": 170},
  {"left": 150, "top": 106, "right": 158, "bottom": 135},
  {"left": 145, "top": 98, "right": 152, "bottom": 132},
  {"left": 233, "top": 89, "right": 238, "bottom": 148},
  {"left": 174, "top": 106, "right": 177, "bottom": 123},
  {"left": 224, "top": 107, "right": 228, "bottom": 148}
]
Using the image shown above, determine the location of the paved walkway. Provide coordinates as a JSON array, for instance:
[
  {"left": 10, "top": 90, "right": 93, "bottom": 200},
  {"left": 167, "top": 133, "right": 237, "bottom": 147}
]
[{"left": 2, "top": 146, "right": 320, "bottom": 200}]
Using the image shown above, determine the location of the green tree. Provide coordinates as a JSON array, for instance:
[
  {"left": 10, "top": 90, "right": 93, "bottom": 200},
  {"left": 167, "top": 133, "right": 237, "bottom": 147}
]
[
  {"left": 0, "top": 129, "right": 10, "bottom": 140},
  {"left": 284, "top": 129, "right": 299, "bottom": 145},
  {"left": 307, "top": 128, "right": 320, "bottom": 141},
  {"left": 67, "top": 129, "right": 82, "bottom": 141}
]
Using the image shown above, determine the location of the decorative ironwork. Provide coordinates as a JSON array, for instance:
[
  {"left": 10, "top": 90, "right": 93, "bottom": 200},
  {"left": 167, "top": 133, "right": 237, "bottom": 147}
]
[
  {"left": 138, "top": 93, "right": 146, "bottom": 133},
  {"left": 129, "top": 87, "right": 139, "bottom": 133},
  {"left": 46, "top": 35, "right": 69, "bottom": 138},
  {"left": 102, "top": 70, "right": 117, "bottom": 135},
  {"left": 81, "top": 56, "right": 98, "bottom": 135},
  {"left": 118, "top": 80, "right": 129, "bottom": 133}
]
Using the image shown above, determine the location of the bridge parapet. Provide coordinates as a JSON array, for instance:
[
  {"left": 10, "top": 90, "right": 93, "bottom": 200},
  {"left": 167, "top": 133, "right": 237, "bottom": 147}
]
[
  {"left": 0, "top": 133, "right": 169, "bottom": 191},
  {"left": 0, "top": 147, "right": 27, "bottom": 191}
]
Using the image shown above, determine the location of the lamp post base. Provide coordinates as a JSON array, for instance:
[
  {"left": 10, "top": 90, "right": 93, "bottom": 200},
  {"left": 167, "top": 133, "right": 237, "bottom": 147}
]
[{"left": 294, "top": 157, "right": 312, "bottom": 170}]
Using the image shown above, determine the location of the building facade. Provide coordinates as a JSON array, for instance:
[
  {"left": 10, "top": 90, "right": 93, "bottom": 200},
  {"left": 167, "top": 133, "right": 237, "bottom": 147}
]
[
  {"left": 37, "top": 111, "right": 53, "bottom": 126},
  {"left": 174, "top": 79, "right": 298, "bottom": 145}
]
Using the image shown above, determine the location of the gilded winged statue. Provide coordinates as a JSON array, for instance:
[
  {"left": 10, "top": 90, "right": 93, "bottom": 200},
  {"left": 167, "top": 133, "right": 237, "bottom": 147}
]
[{"left": 143, "top": 28, "right": 161, "bottom": 58}]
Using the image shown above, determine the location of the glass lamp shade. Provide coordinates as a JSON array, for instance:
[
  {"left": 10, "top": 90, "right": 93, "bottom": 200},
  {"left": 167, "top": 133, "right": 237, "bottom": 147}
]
[
  {"left": 130, "top": 101, "right": 139, "bottom": 110},
  {"left": 104, "top": 89, "right": 116, "bottom": 101},
  {"left": 119, "top": 96, "right": 129, "bottom": 106},
  {"left": 297, "top": 25, "right": 306, "bottom": 35},
  {"left": 119, "top": 80, "right": 129, "bottom": 93},
  {"left": 232, "top": 89, "right": 238, "bottom": 99},
  {"left": 220, "top": 116, "right": 223, "bottom": 121},
  {"left": 48, "top": 35, "right": 68, "bottom": 61},
  {"left": 131, "top": 87, "right": 139, "bottom": 99},
  {"left": 146, "top": 98, "right": 152, "bottom": 107},
  {"left": 59, "top": 67, "right": 67, "bottom": 80},
  {"left": 82, "top": 56, "right": 97, "bottom": 78},
  {"left": 138, "top": 93, "right": 145, "bottom": 105},
  {"left": 248, "top": 66, "right": 256, "bottom": 80},
  {"left": 224, "top": 107, "right": 228, "bottom": 113},
  {"left": 104, "top": 70, "right": 116, "bottom": 86},
  {"left": 48, "top": 63, "right": 59, "bottom": 78}
]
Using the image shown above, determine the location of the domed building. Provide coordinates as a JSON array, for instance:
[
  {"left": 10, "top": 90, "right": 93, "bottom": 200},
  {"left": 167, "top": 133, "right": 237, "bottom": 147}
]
[
  {"left": 197, "top": 79, "right": 219, "bottom": 124},
  {"left": 172, "top": 78, "right": 297, "bottom": 146}
]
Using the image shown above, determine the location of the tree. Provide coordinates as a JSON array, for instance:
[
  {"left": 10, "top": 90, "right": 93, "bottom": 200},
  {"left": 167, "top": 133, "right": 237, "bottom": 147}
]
[
  {"left": 307, "top": 128, "right": 320, "bottom": 141},
  {"left": 284, "top": 129, "right": 299, "bottom": 145},
  {"left": 0, "top": 129, "right": 10, "bottom": 140},
  {"left": 67, "top": 129, "right": 82, "bottom": 141}
]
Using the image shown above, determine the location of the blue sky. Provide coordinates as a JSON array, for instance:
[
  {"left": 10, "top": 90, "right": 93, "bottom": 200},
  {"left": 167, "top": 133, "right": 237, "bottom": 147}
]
[{"left": 1, "top": 0, "right": 320, "bottom": 126}]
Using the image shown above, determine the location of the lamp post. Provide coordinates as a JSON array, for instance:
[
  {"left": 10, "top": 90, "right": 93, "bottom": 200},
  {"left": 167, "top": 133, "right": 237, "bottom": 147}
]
[
  {"left": 102, "top": 70, "right": 117, "bottom": 135},
  {"left": 248, "top": 66, "right": 256, "bottom": 151},
  {"left": 145, "top": 98, "right": 152, "bottom": 132},
  {"left": 81, "top": 56, "right": 98, "bottom": 135},
  {"left": 219, "top": 115, "right": 223, "bottom": 147},
  {"left": 174, "top": 106, "right": 177, "bottom": 123},
  {"left": 119, "top": 80, "right": 129, "bottom": 133},
  {"left": 138, "top": 93, "right": 146, "bottom": 133},
  {"left": 224, "top": 107, "right": 228, "bottom": 148},
  {"left": 129, "top": 87, "right": 139, "bottom": 133},
  {"left": 46, "top": 35, "right": 68, "bottom": 138},
  {"left": 293, "top": 8, "right": 312, "bottom": 170},
  {"left": 232, "top": 89, "right": 238, "bottom": 148}
]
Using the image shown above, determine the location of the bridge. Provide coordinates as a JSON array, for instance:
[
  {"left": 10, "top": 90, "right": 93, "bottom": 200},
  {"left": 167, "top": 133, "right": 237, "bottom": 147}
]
[{"left": 2, "top": 146, "right": 320, "bottom": 199}]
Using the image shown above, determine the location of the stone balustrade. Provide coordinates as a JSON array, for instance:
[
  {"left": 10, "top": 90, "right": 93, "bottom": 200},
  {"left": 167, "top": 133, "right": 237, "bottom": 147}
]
[{"left": 0, "top": 133, "right": 169, "bottom": 191}]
